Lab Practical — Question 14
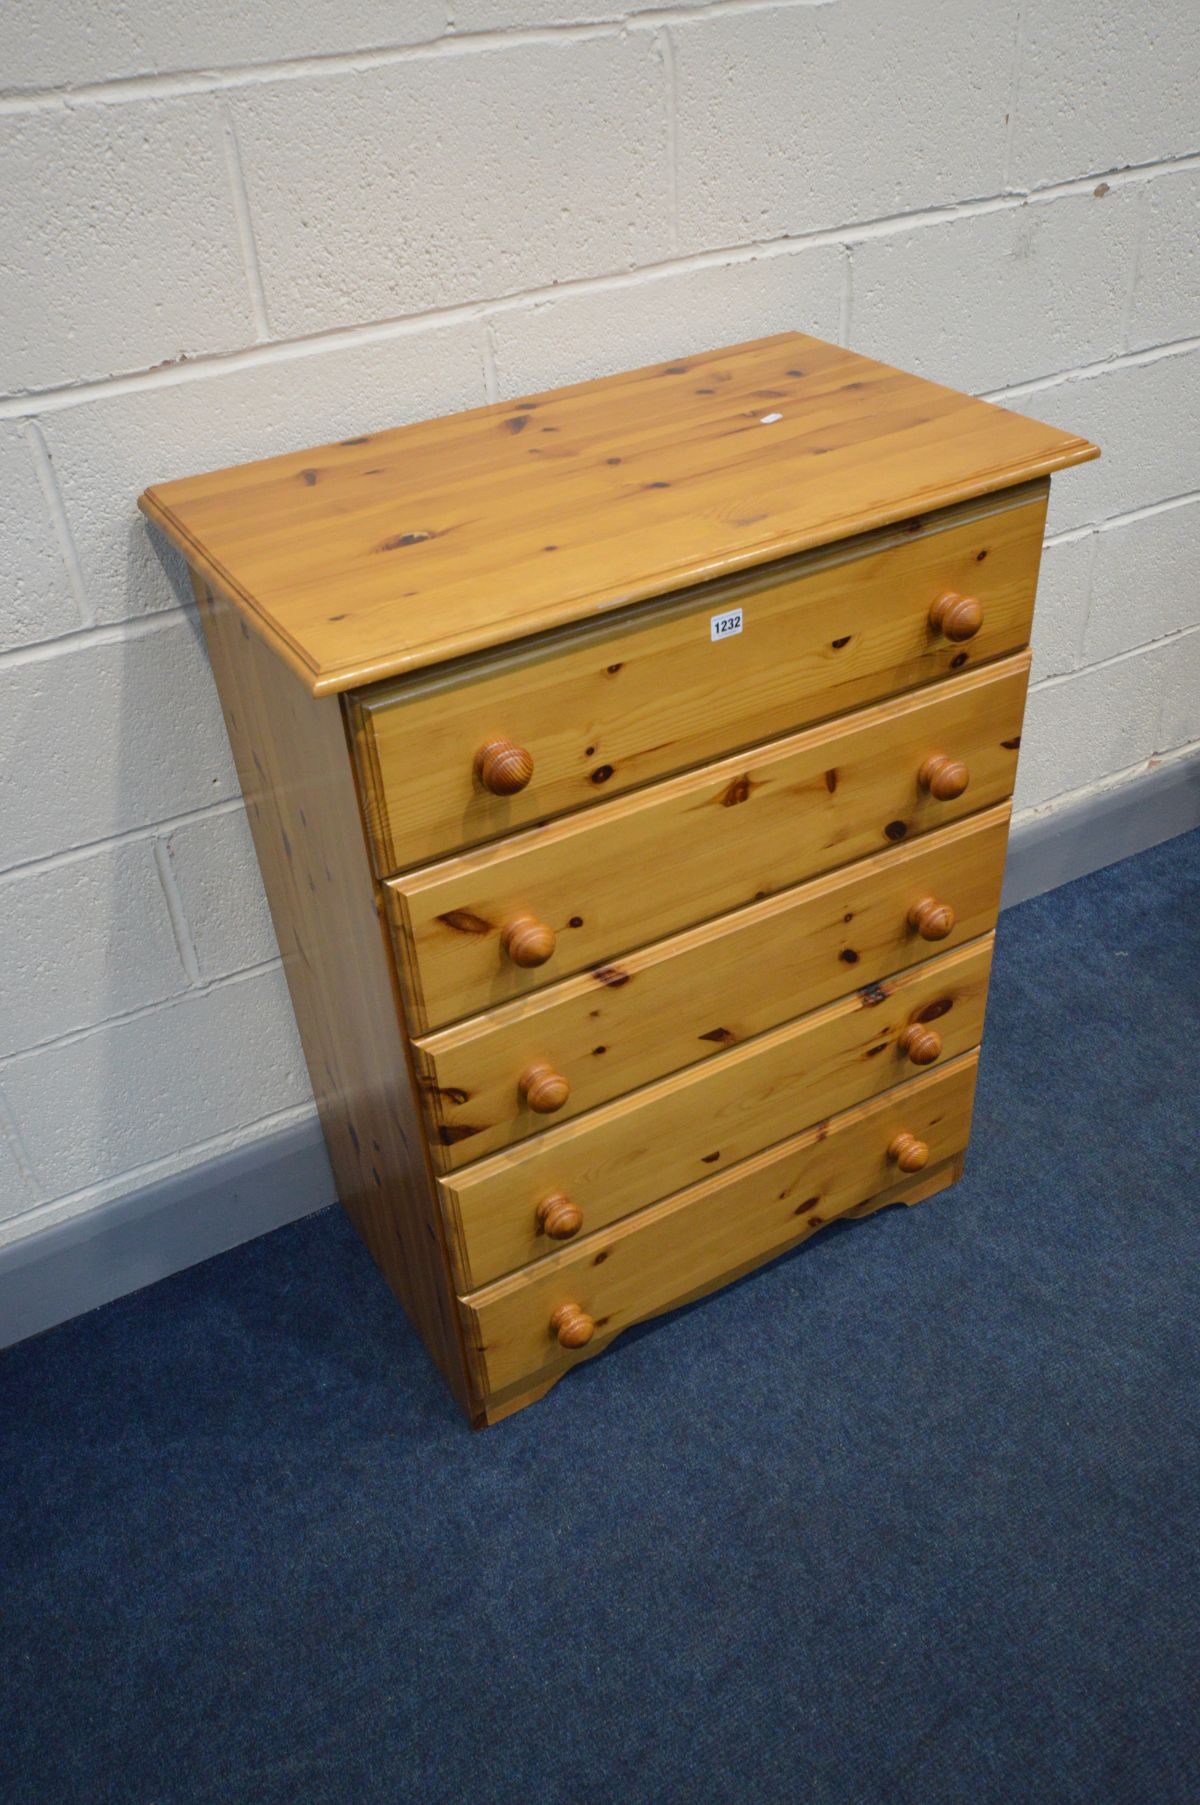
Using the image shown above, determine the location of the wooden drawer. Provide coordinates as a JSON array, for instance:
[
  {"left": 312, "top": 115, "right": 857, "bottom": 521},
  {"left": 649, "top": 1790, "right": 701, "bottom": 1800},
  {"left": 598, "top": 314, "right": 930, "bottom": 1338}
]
[
  {"left": 462, "top": 1053, "right": 980, "bottom": 1400},
  {"left": 416, "top": 803, "right": 1010, "bottom": 1167},
  {"left": 442, "top": 937, "right": 991, "bottom": 1289},
  {"left": 388, "top": 654, "right": 1027, "bottom": 1032},
  {"left": 351, "top": 486, "right": 1046, "bottom": 873}
]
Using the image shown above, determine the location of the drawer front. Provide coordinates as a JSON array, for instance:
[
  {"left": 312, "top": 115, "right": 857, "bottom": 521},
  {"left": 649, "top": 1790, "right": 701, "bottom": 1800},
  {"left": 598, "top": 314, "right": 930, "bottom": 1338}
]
[
  {"left": 442, "top": 938, "right": 991, "bottom": 1289},
  {"left": 351, "top": 487, "right": 1045, "bottom": 873},
  {"left": 462, "top": 1053, "right": 979, "bottom": 1397},
  {"left": 389, "top": 654, "right": 1027, "bottom": 1033},
  {"left": 417, "top": 803, "right": 1010, "bottom": 1167}
]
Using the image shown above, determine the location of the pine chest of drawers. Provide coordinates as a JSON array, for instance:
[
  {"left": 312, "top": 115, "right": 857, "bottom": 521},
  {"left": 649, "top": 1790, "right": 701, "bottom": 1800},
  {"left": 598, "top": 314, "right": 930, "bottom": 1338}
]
[{"left": 139, "top": 332, "right": 1096, "bottom": 1426}]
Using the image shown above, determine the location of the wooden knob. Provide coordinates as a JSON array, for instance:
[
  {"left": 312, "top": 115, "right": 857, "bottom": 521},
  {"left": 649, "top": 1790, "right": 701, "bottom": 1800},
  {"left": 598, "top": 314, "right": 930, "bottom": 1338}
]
[
  {"left": 918, "top": 752, "right": 970, "bottom": 801},
  {"left": 475, "top": 738, "right": 534, "bottom": 796},
  {"left": 929, "top": 592, "right": 983, "bottom": 642},
  {"left": 536, "top": 1192, "right": 584, "bottom": 1240},
  {"left": 907, "top": 896, "right": 956, "bottom": 941},
  {"left": 550, "top": 1301, "right": 594, "bottom": 1349},
  {"left": 888, "top": 1131, "right": 929, "bottom": 1173},
  {"left": 899, "top": 1022, "right": 943, "bottom": 1066},
  {"left": 520, "top": 1061, "right": 570, "bottom": 1114},
  {"left": 501, "top": 913, "right": 556, "bottom": 967}
]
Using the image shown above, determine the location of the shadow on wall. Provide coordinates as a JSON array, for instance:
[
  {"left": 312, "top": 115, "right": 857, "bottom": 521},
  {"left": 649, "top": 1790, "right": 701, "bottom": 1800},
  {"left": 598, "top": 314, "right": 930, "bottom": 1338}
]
[
  {"left": 150, "top": 529, "right": 194, "bottom": 611},
  {"left": 89, "top": 520, "right": 313, "bottom": 1213},
  {"left": 0, "top": 522, "right": 306, "bottom": 1247}
]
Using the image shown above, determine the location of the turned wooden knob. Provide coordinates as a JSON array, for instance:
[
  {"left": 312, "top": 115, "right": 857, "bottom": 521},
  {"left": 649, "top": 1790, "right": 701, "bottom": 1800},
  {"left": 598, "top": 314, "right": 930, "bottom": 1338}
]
[
  {"left": 519, "top": 1061, "right": 570, "bottom": 1114},
  {"left": 475, "top": 738, "right": 534, "bottom": 795},
  {"left": 918, "top": 752, "right": 970, "bottom": 801},
  {"left": 501, "top": 913, "right": 556, "bottom": 967},
  {"left": 550, "top": 1301, "right": 595, "bottom": 1348},
  {"left": 888, "top": 1131, "right": 929, "bottom": 1173},
  {"left": 899, "top": 1022, "right": 943, "bottom": 1066},
  {"left": 929, "top": 592, "right": 983, "bottom": 642},
  {"left": 907, "top": 896, "right": 956, "bottom": 941},
  {"left": 536, "top": 1191, "right": 584, "bottom": 1240}
]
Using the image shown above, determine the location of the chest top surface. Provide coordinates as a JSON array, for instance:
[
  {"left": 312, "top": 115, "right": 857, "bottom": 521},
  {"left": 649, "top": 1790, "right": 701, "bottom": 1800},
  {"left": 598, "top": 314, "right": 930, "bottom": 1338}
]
[{"left": 139, "top": 331, "right": 1097, "bottom": 695}]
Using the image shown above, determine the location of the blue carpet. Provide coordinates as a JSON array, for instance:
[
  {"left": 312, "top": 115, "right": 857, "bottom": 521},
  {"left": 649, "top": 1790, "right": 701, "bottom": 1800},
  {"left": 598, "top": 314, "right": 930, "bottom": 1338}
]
[{"left": 2, "top": 830, "right": 1198, "bottom": 1805}]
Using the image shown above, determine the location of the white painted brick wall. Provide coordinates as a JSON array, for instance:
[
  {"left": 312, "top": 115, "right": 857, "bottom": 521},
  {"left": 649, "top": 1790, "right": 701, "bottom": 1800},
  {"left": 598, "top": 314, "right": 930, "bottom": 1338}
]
[
  {"left": 1128, "top": 168, "right": 1200, "bottom": 351},
  {"left": 1084, "top": 500, "right": 1200, "bottom": 663},
  {"left": 0, "top": 3, "right": 449, "bottom": 90},
  {"left": 1, "top": 1, "right": 1197, "bottom": 1246},
  {"left": 849, "top": 190, "right": 1142, "bottom": 395},
  {"left": 0, "top": 970, "right": 308, "bottom": 1207},
  {"left": 671, "top": 3, "right": 1018, "bottom": 249},
  {"left": 0, "top": 841, "right": 187, "bottom": 1051},
  {"left": 1008, "top": 0, "right": 1199, "bottom": 186},
  {"left": 453, "top": 2, "right": 631, "bottom": 28},
  {"left": 0, "top": 100, "right": 254, "bottom": 392},
  {"left": 229, "top": 36, "right": 672, "bottom": 336},
  {"left": 1160, "top": 628, "right": 1200, "bottom": 751},
  {"left": 0, "top": 622, "right": 240, "bottom": 869},
  {"left": 0, "top": 422, "right": 82, "bottom": 647}
]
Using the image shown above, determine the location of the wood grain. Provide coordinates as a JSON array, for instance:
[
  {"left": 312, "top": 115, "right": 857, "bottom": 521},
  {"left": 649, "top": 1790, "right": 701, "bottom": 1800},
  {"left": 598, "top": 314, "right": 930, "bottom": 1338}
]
[
  {"left": 190, "top": 577, "right": 478, "bottom": 1416},
  {"left": 415, "top": 802, "right": 1011, "bottom": 1167},
  {"left": 350, "top": 486, "right": 1046, "bottom": 873},
  {"left": 462, "top": 1053, "right": 980, "bottom": 1397},
  {"left": 139, "top": 333, "right": 1096, "bottom": 695},
  {"left": 441, "top": 938, "right": 992, "bottom": 1290},
  {"left": 388, "top": 655, "right": 1028, "bottom": 1032}
]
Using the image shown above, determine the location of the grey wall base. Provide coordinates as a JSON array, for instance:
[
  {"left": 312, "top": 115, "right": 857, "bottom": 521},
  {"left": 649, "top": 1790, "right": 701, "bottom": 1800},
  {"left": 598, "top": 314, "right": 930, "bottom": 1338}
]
[
  {"left": 1002, "top": 748, "right": 1200, "bottom": 908},
  {"left": 3, "top": 748, "right": 1199, "bottom": 1351},
  {"left": 1, "top": 1117, "right": 334, "bottom": 1348}
]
